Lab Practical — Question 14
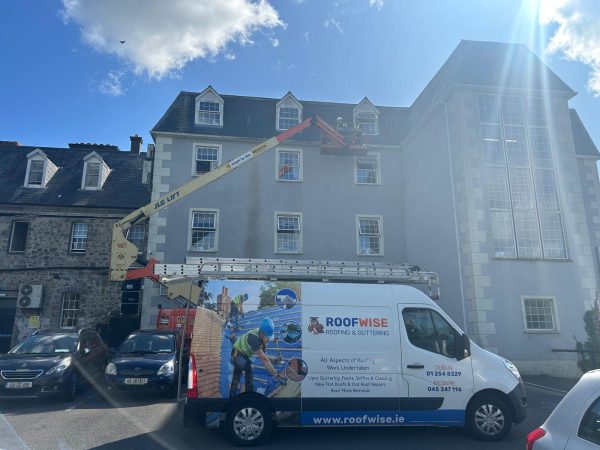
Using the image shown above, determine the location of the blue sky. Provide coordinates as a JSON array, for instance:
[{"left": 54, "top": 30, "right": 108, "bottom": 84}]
[{"left": 1, "top": 0, "right": 599, "bottom": 152}]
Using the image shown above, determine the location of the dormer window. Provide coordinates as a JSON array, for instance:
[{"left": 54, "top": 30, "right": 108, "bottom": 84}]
[
  {"left": 81, "top": 152, "right": 110, "bottom": 190},
  {"left": 354, "top": 98, "right": 379, "bottom": 136},
  {"left": 24, "top": 149, "right": 58, "bottom": 188},
  {"left": 195, "top": 86, "right": 224, "bottom": 127},
  {"left": 276, "top": 92, "right": 302, "bottom": 130}
]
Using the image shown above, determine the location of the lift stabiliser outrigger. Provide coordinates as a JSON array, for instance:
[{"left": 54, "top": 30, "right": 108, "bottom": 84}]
[{"left": 109, "top": 115, "right": 368, "bottom": 282}]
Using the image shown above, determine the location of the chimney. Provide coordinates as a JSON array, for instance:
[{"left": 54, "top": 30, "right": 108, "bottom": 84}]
[
  {"left": 0, "top": 141, "right": 20, "bottom": 148},
  {"left": 130, "top": 134, "right": 143, "bottom": 154}
]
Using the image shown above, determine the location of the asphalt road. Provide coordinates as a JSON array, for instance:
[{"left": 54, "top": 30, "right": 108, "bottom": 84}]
[{"left": 0, "top": 379, "right": 570, "bottom": 450}]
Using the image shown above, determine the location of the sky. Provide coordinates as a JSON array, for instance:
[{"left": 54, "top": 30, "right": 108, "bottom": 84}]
[{"left": 1, "top": 0, "right": 599, "bottom": 152}]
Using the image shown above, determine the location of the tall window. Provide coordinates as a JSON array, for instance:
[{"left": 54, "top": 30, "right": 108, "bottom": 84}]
[
  {"left": 197, "top": 101, "right": 221, "bottom": 126},
  {"left": 278, "top": 107, "right": 300, "bottom": 130},
  {"left": 27, "top": 160, "right": 44, "bottom": 187},
  {"left": 355, "top": 154, "right": 380, "bottom": 184},
  {"left": 355, "top": 111, "right": 379, "bottom": 135},
  {"left": 84, "top": 162, "right": 101, "bottom": 189},
  {"left": 480, "top": 95, "right": 566, "bottom": 259},
  {"left": 275, "top": 213, "right": 302, "bottom": 254},
  {"left": 522, "top": 297, "right": 557, "bottom": 332},
  {"left": 126, "top": 224, "right": 146, "bottom": 253},
  {"left": 194, "top": 145, "right": 220, "bottom": 175},
  {"left": 61, "top": 292, "right": 80, "bottom": 328},
  {"left": 277, "top": 150, "right": 302, "bottom": 181},
  {"left": 357, "top": 216, "right": 383, "bottom": 256},
  {"left": 9, "top": 221, "right": 28, "bottom": 253},
  {"left": 70, "top": 223, "right": 88, "bottom": 253},
  {"left": 190, "top": 210, "right": 218, "bottom": 251}
]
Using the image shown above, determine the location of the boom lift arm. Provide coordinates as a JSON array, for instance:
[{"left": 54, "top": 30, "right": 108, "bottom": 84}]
[{"left": 110, "top": 116, "right": 351, "bottom": 282}]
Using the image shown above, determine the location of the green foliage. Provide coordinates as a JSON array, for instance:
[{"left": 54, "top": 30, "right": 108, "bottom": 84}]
[
  {"left": 258, "top": 281, "right": 301, "bottom": 310},
  {"left": 575, "top": 299, "right": 600, "bottom": 373}
]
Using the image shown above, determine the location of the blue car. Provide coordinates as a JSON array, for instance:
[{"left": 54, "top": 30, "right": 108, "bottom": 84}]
[{"left": 104, "top": 330, "right": 187, "bottom": 397}]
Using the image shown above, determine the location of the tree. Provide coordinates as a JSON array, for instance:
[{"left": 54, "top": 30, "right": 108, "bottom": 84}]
[
  {"left": 258, "top": 281, "right": 301, "bottom": 310},
  {"left": 575, "top": 298, "right": 600, "bottom": 373}
]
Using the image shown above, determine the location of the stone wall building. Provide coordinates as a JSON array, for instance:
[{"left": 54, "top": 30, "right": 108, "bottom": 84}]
[{"left": 0, "top": 139, "right": 151, "bottom": 351}]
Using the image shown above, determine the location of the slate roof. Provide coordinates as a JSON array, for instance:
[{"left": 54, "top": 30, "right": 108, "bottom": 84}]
[
  {"left": 0, "top": 144, "right": 151, "bottom": 209},
  {"left": 152, "top": 93, "right": 410, "bottom": 146},
  {"left": 570, "top": 109, "right": 600, "bottom": 157}
]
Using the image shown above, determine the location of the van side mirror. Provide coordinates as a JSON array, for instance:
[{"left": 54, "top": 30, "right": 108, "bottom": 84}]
[{"left": 454, "top": 333, "right": 471, "bottom": 361}]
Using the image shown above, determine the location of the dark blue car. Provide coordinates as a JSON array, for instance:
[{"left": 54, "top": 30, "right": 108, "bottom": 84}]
[{"left": 104, "top": 330, "right": 186, "bottom": 397}]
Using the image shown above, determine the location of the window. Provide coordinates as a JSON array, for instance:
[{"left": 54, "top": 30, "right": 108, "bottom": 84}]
[
  {"left": 355, "top": 154, "right": 380, "bottom": 184},
  {"left": 275, "top": 213, "right": 302, "bottom": 254},
  {"left": 355, "top": 111, "right": 379, "bottom": 135},
  {"left": 522, "top": 297, "right": 558, "bottom": 332},
  {"left": 402, "top": 308, "right": 457, "bottom": 357},
  {"left": 70, "top": 223, "right": 88, "bottom": 253},
  {"left": 9, "top": 221, "right": 28, "bottom": 253},
  {"left": 61, "top": 292, "right": 80, "bottom": 328},
  {"left": 357, "top": 216, "right": 383, "bottom": 256},
  {"left": 277, "top": 149, "right": 302, "bottom": 181},
  {"left": 579, "top": 397, "right": 600, "bottom": 445},
  {"left": 27, "top": 160, "right": 44, "bottom": 187},
  {"left": 126, "top": 224, "right": 146, "bottom": 254},
  {"left": 194, "top": 145, "right": 220, "bottom": 175},
  {"left": 197, "top": 101, "right": 222, "bottom": 126},
  {"left": 480, "top": 95, "right": 566, "bottom": 259},
  {"left": 84, "top": 162, "right": 101, "bottom": 188},
  {"left": 278, "top": 107, "right": 300, "bottom": 130},
  {"left": 190, "top": 210, "right": 218, "bottom": 251}
]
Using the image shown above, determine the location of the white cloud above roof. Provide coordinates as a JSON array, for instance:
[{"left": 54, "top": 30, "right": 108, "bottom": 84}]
[
  {"left": 539, "top": 0, "right": 600, "bottom": 96},
  {"left": 61, "top": 0, "right": 283, "bottom": 79}
]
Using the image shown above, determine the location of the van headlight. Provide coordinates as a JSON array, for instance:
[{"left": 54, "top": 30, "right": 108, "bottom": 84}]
[
  {"left": 157, "top": 360, "right": 175, "bottom": 376},
  {"left": 105, "top": 363, "right": 117, "bottom": 376},
  {"left": 504, "top": 359, "right": 521, "bottom": 379},
  {"left": 46, "top": 357, "right": 72, "bottom": 376}
]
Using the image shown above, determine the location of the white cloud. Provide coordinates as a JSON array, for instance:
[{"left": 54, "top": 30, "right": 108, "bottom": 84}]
[
  {"left": 303, "top": 31, "right": 310, "bottom": 42},
  {"left": 224, "top": 53, "right": 236, "bottom": 60},
  {"left": 539, "top": 0, "right": 600, "bottom": 96},
  {"left": 287, "top": 63, "right": 296, "bottom": 70},
  {"left": 369, "top": 0, "right": 384, "bottom": 10},
  {"left": 270, "top": 37, "right": 279, "bottom": 47},
  {"left": 324, "top": 18, "right": 343, "bottom": 34},
  {"left": 61, "top": 0, "right": 283, "bottom": 79},
  {"left": 98, "top": 70, "right": 124, "bottom": 96}
]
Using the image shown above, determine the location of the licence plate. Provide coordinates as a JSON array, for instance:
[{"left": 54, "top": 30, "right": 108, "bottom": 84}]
[
  {"left": 124, "top": 378, "right": 148, "bottom": 385},
  {"left": 6, "top": 381, "right": 33, "bottom": 389}
]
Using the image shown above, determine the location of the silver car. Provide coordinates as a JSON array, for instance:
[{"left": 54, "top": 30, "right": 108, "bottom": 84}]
[{"left": 527, "top": 370, "right": 600, "bottom": 449}]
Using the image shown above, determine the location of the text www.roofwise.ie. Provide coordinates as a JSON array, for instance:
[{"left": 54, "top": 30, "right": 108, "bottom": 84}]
[{"left": 312, "top": 414, "right": 405, "bottom": 425}]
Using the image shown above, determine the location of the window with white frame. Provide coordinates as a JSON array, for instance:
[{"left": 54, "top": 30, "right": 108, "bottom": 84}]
[
  {"left": 480, "top": 95, "right": 566, "bottom": 259},
  {"left": 357, "top": 216, "right": 383, "bottom": 256},
  {"left": 9, "top": 221, "right": 28, "bottom": 253},
  {"left": 190, "top": 210, "right": 218, "bottom": 251},
  {"left": 275, "top": 213, "right": 302, "bottom": 254},
  {"left": 194, "top": 145, "right": 220, "bottom": 175},
  {"left": 278, "top": 107, "right": 301, "bottom": 130},
  {"left": 277, "top": 149, "right": 302, "bottom": 181},
  {"left": 354, "top": 111, "right": 379, "bottom": 136},
  {"left": 126, "top": 224, "right": 146, "bottom": 254},
  {"left": 522, "top": 297, "right": 557, "bottom": 332},
  {"left": 355, "top": 154, "right": 380, "bottom": 184},
  {"left": 61, "top": 292, "right": 80, "bottom": 328},
  {"left": 84, "top": 162, "right": 101, "bottom": 189},
  {"left": 27, "top": 160, "right": 45, "bottom": 187},
  {"left": 70, "top": 223, "right": 88, "bottom": 253},
  {"left": 197, "top": 101, "right": 222, "bottom": 126}
]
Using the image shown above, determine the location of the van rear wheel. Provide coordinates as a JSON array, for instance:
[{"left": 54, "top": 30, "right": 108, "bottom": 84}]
[
  {"left": 466, "top": 394, "right": 512, "bottom": 441},
  {"left": 225, "top": 399, "right": 272, "bottom": 446}
]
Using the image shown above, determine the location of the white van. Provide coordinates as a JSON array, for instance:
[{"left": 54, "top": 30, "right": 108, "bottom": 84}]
[{"left": 183, "top": 280, "right": 526, "bottom": 446}]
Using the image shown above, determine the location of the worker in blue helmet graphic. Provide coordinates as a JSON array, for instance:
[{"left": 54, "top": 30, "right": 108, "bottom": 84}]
[{"left": 229, "top": 317, "right": 285, "bottom": 397}]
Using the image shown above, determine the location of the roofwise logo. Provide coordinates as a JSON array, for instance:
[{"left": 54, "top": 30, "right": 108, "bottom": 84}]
[{"left": 320, "top": 316, "right": 390, "bottom": 336}]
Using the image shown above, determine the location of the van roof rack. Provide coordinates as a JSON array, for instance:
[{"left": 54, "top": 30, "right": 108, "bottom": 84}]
[{"left": 154, "top": 257, "right": 440, "bottom": 300}]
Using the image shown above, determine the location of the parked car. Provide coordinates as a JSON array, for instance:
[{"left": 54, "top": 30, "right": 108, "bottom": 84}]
[
  {"left": 0, "top": 328, "right": 108, "bottom": 401},
  {"left": 526, "top": 370, "right": 600, "bottom": 449},
  {"left": 105, "top": 329, "right": 187, "bottom": 397}
]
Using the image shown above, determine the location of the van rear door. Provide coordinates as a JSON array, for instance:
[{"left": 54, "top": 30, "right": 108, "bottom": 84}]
[{"left": 398, "top": 305, "right": 473, "bottom": 426}]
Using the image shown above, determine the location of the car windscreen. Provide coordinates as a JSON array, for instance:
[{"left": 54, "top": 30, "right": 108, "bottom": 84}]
[
  {"left": 119, "top": 334, "right": 175, "bottom": 354},
  {"left": 9, "top": 334, "right": 78, "bottom": 354}
]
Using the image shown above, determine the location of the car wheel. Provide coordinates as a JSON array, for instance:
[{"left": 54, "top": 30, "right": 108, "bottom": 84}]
[
  {"left": 225, "top": 399, "right": 272, "bottom": 446},
  {"left": 61, "top": 372, "right": 79, "bottom": 402},
  {"left": 466, "top": 394, "right": 512, "bottom": 441}
]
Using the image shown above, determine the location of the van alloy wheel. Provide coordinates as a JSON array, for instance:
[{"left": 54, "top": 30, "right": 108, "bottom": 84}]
[
  {"left": 474, "top": 403, "right": 505, "bottom": 436},
  {"left": 466, "top": 394, "right": 512, "bottom": 441},
  {"left": 233, "top": 407, "right": 265, "bottom": 441},
  {"left": 226, "top": 399, "right": 272, "bottom": 446}
]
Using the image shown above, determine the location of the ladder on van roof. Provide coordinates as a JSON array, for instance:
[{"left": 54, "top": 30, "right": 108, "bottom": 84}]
[{"left": 154, "top": 257, "right": 440, "bottom": 300}]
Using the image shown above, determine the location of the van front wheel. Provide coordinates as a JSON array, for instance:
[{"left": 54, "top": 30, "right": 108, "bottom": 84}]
[
  {"left": 226, "top": 399, "right": 272, "bottom": 446},
  {"left": 466, "top": 394, "right": 512, "bottom": 441}
]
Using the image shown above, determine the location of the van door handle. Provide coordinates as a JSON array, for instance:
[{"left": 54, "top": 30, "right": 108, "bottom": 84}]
[{"left": 406, "top": 364, "right": 424, "bottom": 369}]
